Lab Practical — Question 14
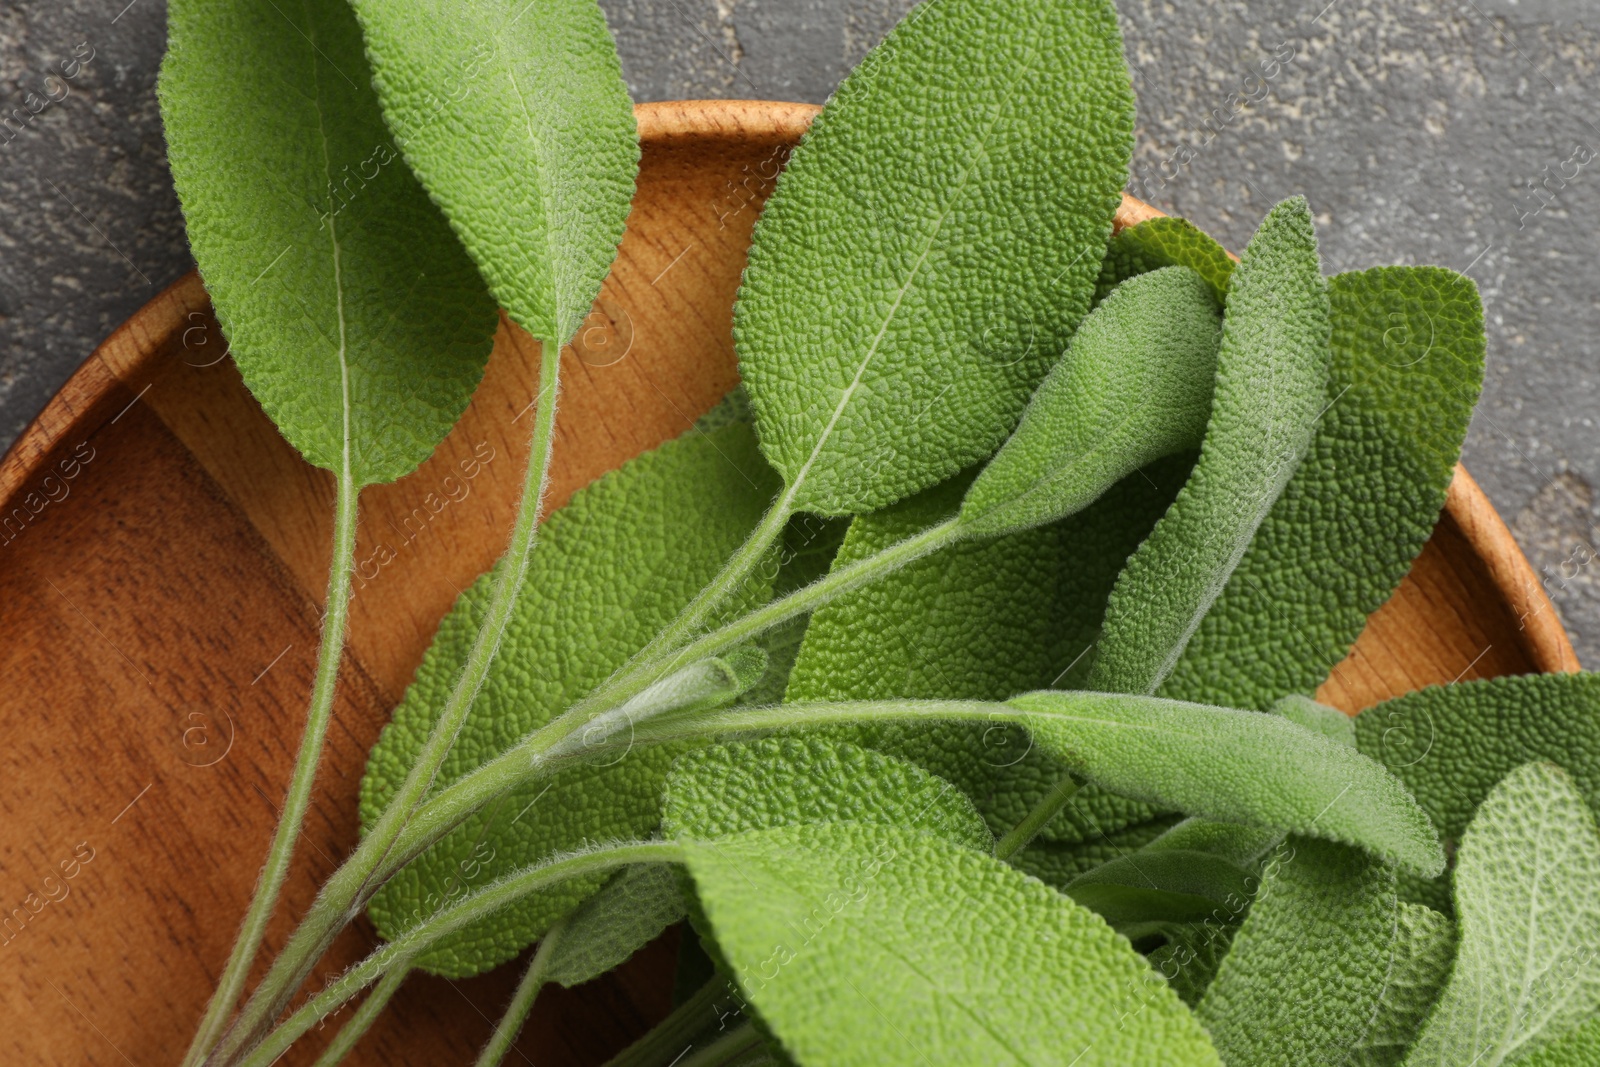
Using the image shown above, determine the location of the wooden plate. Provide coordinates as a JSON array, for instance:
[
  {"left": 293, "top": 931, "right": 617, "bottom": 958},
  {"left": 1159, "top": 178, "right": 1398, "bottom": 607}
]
[{"left": 0, "top": 100, "right": 1577, "bottom": 1066}]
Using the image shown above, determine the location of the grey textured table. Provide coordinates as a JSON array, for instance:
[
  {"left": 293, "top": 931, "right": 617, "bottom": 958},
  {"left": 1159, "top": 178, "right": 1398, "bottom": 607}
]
[{"left": 3, "top": 0, "right": 1598, "bottom": 661}]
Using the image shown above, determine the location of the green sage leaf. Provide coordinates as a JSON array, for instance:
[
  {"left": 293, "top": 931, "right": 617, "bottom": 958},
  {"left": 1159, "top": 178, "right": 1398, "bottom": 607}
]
[
  {"left": 1353, "top": 903, "right": 1455, "bottom": 1067},
  {"left": 1404, "top": 762, "right": 1600, "bottom": 1066},
  {"left": 543, "top": 863, "right": 684, "bottom": 989},
  {"left": 960, "top": 267, "right": 1222, "bottom": 537},
  {"left": 734, "top": 0, "right": 1134, "bottom": 514},
  {"left": 160, "top": 0, "right": 497, "bottom": 484},
  {"left": 347, "top": 0, "right": 638, "bottom": 343},
  {"left": 1095, "top": 216, "right": 1235, "bottom": 305},
  {"left": 1197, "top": 837, "right": 1399, "bottom": 1067},
  {"left": 1090, "top": 197, "right": 1331, "bottom": 694},
  {"left": 1513, "top": 1015, "right": 1600, "bottom": 1067},
  {"left": 681, "top": 822, "right": 1223, "bottom": 1066}
]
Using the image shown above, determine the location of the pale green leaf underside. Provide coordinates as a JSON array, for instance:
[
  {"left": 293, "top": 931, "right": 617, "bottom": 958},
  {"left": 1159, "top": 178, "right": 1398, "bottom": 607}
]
[
  {"left": 348, "top": 0, "right": 638, "bottom": 343},
  {"left": 1514, "top": 1015, "right": 1600, "bottom": 1067},
  {"left": 1198, "top": 837, "right": 1398, "bottom": 1067},
  {"left": 160, "top": 0, "right": 497, "bottom": 484},
  {"left": 543, "top": 863, "right": 684, "bottom": 989},
  {"left": 664, "top": 737, "right": 992, "bottom": 851},
  {"left": 683, "top": 822, "right": 1222, "bottom": 1066},
  {"left": 960, "top": 266, "right": 1222, "bottom": 536},
  {"left": 1095, "top": 216, "right": 1235, "bottom": 306},
  {"left": 361, "top": 425, "right": 779, "bottom": 976},
  {"left": 1353, "top": 903, "right": 1456, "bottom": 1067},
  {"left": 1007, "top": 690, "right": 1444, "bottom": 876},
  {"left": 735, "top": 0, "right": 1134, "bottom": 514},
  {"left": 1272, "top": 694, "right": 1358, "bottom": 747},
  {"left": 1090, "top": 197, "right": 1331, "bottom": 694},
  {"left": 1159, "top": 266, "right": 1484, "bottom": 709},
  {"left": 1404, "top": 763, "right": 1600, "bottom": 1067}
]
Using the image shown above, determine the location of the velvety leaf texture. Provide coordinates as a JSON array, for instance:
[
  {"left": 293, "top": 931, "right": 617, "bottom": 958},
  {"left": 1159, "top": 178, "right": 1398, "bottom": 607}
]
[
  {"left": 1515, "top": 1015, "right": 1600, "bottom": 1067},
  {"left": 1095, "top": 216, "right": 1236, "bottom": 306},
  {"left": 683, "top": 822, "right": 1223, "bottom": 1066},
  {"left": 1353, "top": 903, "right": 1456, "bottom": 1067},
  {"left": 734, "top": 0, "right": 1135, "bottom": 514},
  {"left": 1012, "top": 816, "right": 1181, "bottom": 887},
  {"left": 1150, "top": 921, "right": 1239, "bottom": 1008},
  {"left": 663, "top": 737, "right": 993, "bottom": 852},
  {"left": 785, "top": 470, "right": 1167, "bottom": 847},
  {"left": 543, "top": 863, "right": 685, "bottom": 989},
  {"left": 1091, "top": 197, "right": 1332, "bottom": 694},
  {"left": 1198, "top": 837, "right": 1399, "bottom": 1067},
  {"left": 1159, "top": 266, "right": 1484, "bottom": 709},
  {"left": 1404, "top": 763, "right": 1600, "bottom": 1067},
  {"left": 360, "top": 425, "right": 779, "bottom": 977},
  {"left": 1066, "top": 849, "right": 1256, "bottom": 927},
  {"left": 160, "top": 0, "right": 497, "bottom": 484},
  {"left": 1272, "top": 694, "right": 1358, "bottom": 747},
  {"left": 961, "top": 267, "right": 1222, "bottom": 536},
  {"left": 348, "top": 0, "right": 638, "bottom": 343},
  {"left": 1008, "top": 690, "right": 1444, "bottom": 875}
]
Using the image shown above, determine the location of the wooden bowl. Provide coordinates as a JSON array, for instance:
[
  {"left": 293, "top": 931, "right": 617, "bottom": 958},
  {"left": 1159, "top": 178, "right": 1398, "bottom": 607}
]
[{"left": 0, "top": 100, "right": 1576, "bottom": 1066}]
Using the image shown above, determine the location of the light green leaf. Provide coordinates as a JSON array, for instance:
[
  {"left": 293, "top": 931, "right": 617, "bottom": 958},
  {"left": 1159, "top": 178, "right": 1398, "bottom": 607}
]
[
  {"left": 1007, "top": 690, "right": 1444, "bottom": 875},
  {"left": 1272, "top": 694, "right": 1357, "bottom": 747},
  {"left": 360, "top": 424, "right": 779, "bottom": 977},
  {"left": 1404, "top": 763, "right": 1600, "bottom": 1067},
  {"left": 347, "top": 0, "right": 638, "bottom": 343},
  {"left": 785, "top": 468, "right": 1175, "bottom": 848},
  {"left": 960, "top": 267, "right": 1222, "bottom": 537},
  {"left": 1513, "top": 1015, "right": 1600, "bottom": 1067},
  {"left": 543, "top": 863, "right": 684, "bottom": 989},
  {"left": 1143, "top": 816, "right": 1283, "bottom": 866},
  {"left": 1011, "top": 816, "right": 1182, "bottom": 887},
  {"left": 1198, "top": 837, "right": 1399, "bottom": 1067},
  {"left": 734, "top": 0, "right": 1135, "bottom": 515},
  {"left": 160, "top": 0, "right": 497, "bottom": 484},
  {"left": 1090, "top": 197, "right": 1331, "bottom": 694},
  {"left": 1066, "top": 849, "right": 1256, "bottom": 927},
  {"left": 1356, "top": 673, "right": 1600, "bottom": 842},
  {"left": 682, "top": 821, "right": 1223, "bottom": 1066},
  {"left": 662, "top": 737, "right": 992, "bottom": 852},
  {"left": 1159, "top": 266, "right": 1484, "bottom": 709},
  {"left": 1353, "top": 904, "right": 1456, "bottom": 1067},
  {"left": 1095, "top": 216, "right": 1236, "bottom": 305}
]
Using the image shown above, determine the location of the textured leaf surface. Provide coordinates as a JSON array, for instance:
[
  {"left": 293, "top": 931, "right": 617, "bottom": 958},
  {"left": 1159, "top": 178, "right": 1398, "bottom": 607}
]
[
  {"left": 161, "top": 0, "right": 496, "bottom": 484},
  {"left": 544, "top": 863, "right": 684, "bottom": 989},
  {"left": 348, "top": 0, "right": 637, "bottom": 342},
  {"left": 785, "top": 469, "right": 1172, "bottom": 846},
  {"left": 1008, "top": 690, "right": 1444, "bottom": 875},
  {"left": 1404, "top": 763, "right": 1600, "bottom": 1066},
  {"left": 1090, "top": 198, "right": 1331, "bottom": 694},
  {"left": 1159, "top": 266, "right": 1484, "bottom": 708},
  {"left": 734, "top": 0, "right": 1134, "bottom": 514},
  {"left": 961, "top": 267, "right": 1222, "bottom": 536},
  {"left": 361, "top": 425, "right": 779, "bottom": 976},
  {"left": 683, "top": 822, "right": 1222, "bottom": 1066},
  {"left": 1515, "top": 1015, "right": 1600, "bottom": 1067},
  {"left": 1353, "top": 904, "right": 1455, "bottom": 1067},
  {"left": 1012, "top": 816, "right": 1180, "bottom": 887},
  {"left": 1095, "top": 216, "right": 1236, "bottom": 305},
  {"left": 1271, "top": 694, "right": 1357, "bottom": 746},
  {"left": 663, "top": 737, "right": 992, "bottom": 852},
  {"left": 1150, "top": 922, "right": 1239, "bottom": 1008},
  {"left": 1066, "top": 849, "right": 1255, "bottom": 927},
  {"left": 1198, "top": 837, "right": 1399, "bottom": 1067}
]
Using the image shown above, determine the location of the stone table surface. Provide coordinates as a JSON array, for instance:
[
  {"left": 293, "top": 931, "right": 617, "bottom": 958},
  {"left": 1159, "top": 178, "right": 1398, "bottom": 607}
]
[{"left": 3, "top": 0, "right": 1598, "bottom": 662}]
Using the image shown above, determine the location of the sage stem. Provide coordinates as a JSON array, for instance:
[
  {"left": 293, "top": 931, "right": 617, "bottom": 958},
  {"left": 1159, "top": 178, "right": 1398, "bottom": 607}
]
[{"left": 473, "top": 917, "right": 568, "bottom": 1067}]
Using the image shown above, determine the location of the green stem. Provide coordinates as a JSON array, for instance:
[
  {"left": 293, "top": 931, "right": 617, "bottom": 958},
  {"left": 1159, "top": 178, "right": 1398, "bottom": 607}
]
[
  {"left": 474, "top": 917, "right": 567, "bottom": 1067},
  {"left": 675, "top": 1021, "right": 762, "bottom": 1067},
  {"left": 603, "top": 977, "right": 736, "bottom": 1067},
  {"left": 309, "top": 966, "right": 409, "bottom": 1067},
  {"left": 214, "top": 337, "right": 566, "bottom": 1062},
  {"left": 993, "top": 774, "right": 1082, "bottom": 860},
  {"left": 232, "top": 843, "right": 683, "bottom": 1067},
  {"left": 183, "top": 467, "right": 360, "bottom": 1067}
]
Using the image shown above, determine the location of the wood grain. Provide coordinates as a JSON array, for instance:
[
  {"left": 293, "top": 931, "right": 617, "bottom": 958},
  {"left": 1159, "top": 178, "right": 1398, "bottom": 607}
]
[{"left": 0, "top": 99, "right": 1574, "bottom": 1066}]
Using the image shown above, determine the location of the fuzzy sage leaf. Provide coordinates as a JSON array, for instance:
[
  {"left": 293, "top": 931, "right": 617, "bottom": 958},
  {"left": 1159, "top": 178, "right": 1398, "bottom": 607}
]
[
  {"left": 347, "top": 0, "right": 638, "bottom": 344},
  {"left": 734, "top": 0, "right": 1135, "bottom": 515},
  {"left": 160, "top": 0, "right": 497, "bottom": 484},
  {"left": 1353, "top": 903, "right": 1455, "bottom": 1067},
  {"left": 1096, "top": 216, "right": 1236, "bottom": 305}
]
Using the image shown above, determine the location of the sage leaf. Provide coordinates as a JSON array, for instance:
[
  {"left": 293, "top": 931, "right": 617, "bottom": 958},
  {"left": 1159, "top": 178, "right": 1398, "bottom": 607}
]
[
  {"left": 1008, "top": 690, "right": 1444, "bottom": 875},
  {"left": 1159, "top": 266, "right": 1484, "bottom": 708},
  {"left": 1011, "top": 816, "right": 1182, "bottom": 887},
  {"left": 1096, "top": 216, "right": 1236, "bottom": 305},
  {"left": 1143, "top": 815, "right": 1283, "bottom": 866},
  {"left": 734, "top": 0, "right": 1134, "bottom": 515},
  {"left": 1272, "top": 694, "right": 1357, "bottom": 747},
  {"left": 681, "top": 822, "right": 1223, "bottom": 1066},
  {"left": 542, "top": 863, "right": 684, "bottom": 989},
  {"left": 361, "top": 424, "right": 779, "bottom": 977},
  {"left": 1353, "top": 904, "right": 1456, "bottom": 1067},
  {"left": 663, "top": 737, "right": 992, "bottom": 852},
  {"left": 1090, "top": 197, "right": 1331, "bottom": 694},
  {"left": 1066, "top": 849, "right": 1256, "bottom": 927},
  {"left": 1197, "top": 837, "right": 1399, "bottom": 1067},
  {"left": 160, "top": 0, "right": 497, "bottom": 484},
  {"left": 960, "top": 267, "right": 1222, "bottom": 537},
  {"left": 1513, "top": 1015, "right": 1600, "bottom": 1067},
  {"left": 347, "top": 0, "right": 638, "bottom": 343},
  {"left": 1150, "top": 921, "right": 1239, "bottom": 1007},
  {"left": 1405, "top": 763, "right": 1600, "bottom": 1066}
]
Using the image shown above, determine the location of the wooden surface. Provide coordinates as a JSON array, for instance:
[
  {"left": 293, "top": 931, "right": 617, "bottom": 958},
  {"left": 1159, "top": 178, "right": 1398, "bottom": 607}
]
[{"left": 0, "top": 99, "right": 1576, "bottom": 1066}]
